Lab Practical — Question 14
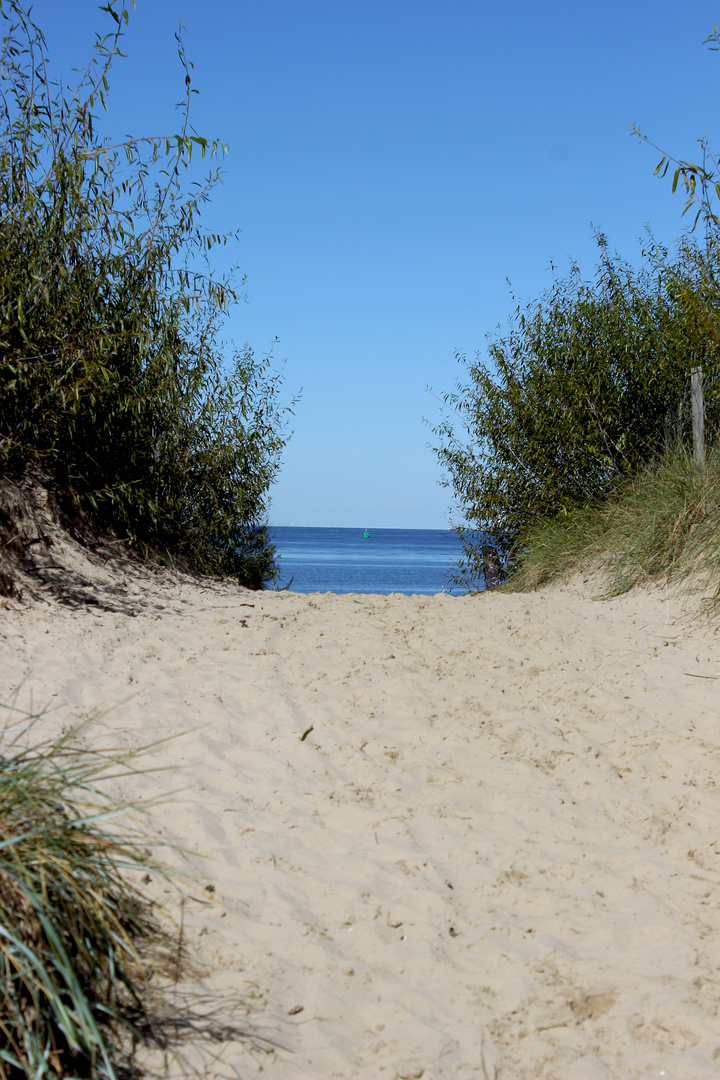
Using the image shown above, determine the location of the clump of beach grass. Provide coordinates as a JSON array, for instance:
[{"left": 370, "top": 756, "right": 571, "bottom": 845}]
[
  {"left": 510, "top": 444, "right": 720, "bottom": 604},
  {"left": 0, "top": 702, "right": 179, "bottom": 1080}
]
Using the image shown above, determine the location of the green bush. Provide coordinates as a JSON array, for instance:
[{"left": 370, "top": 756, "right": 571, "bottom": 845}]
[
  {"left": 0, "top": 0, "right": 294, "bottom": 586},
  {"left": 430, "top": 235, "right": 720, "bottom": 586}
]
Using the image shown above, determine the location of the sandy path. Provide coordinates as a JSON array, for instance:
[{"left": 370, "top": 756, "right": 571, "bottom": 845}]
[{"left": 2, "top": 569, "right": 720, "bottom": 1079}]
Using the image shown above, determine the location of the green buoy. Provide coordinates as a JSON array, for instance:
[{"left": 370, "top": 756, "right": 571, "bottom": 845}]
[{"left": 363, "top": 528, "right": 369, "bottom": 539}]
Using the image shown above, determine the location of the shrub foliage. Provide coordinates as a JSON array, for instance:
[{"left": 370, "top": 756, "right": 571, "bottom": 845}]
[
  {"left": 431, "top": 235, "right": 720, "bottom": 586},
  {"left": 0, "top": 0, "right": 293, "bottom": 586}
]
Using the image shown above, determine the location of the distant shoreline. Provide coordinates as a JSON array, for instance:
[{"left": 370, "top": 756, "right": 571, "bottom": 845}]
[{"left": 270, "top": 523, "right": 467, "bottom": 594}]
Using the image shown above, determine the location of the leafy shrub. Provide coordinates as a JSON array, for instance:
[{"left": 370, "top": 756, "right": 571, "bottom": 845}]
[
  {"left": 430, "top": 235, "right": 720, "bottom": 586},
  {"left": 0, "top": 0, "right": 293, "bottom": 586}
]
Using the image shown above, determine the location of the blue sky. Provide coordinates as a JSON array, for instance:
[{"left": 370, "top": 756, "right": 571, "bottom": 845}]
[{"left": 25, "top": 0, "right": 720, "bottom": 526}]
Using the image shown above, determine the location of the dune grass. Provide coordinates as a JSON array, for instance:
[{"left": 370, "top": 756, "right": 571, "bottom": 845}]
[
  {"left": 0, "top": 701, "right": 179, "bottom": 1080},
  {"left": 509, "top": 444, "right": 720, "bottom": 603}
]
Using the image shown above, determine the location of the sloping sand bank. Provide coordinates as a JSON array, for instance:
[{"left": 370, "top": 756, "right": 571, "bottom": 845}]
[{"left": 2, "top": 552, "right": 720, "bottom": 1079}]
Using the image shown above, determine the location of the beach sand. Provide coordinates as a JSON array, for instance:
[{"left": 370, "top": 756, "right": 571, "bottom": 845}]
[{"left": 2, "top": 536, "right": 720, "bottom": 1079}]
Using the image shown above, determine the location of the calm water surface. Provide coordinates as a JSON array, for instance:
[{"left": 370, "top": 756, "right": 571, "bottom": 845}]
[{"left": 270, "top": 526, "right": 465, "bottom": 595}]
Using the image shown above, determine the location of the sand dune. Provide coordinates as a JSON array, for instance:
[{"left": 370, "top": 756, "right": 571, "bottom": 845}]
[{"left": 2, "top": 548, "right": 720, "bottom": 1078}]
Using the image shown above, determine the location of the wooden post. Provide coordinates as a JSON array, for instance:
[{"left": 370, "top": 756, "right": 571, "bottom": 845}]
[{"left": 691, "top": 366, "right": 705, "bottom": 473}]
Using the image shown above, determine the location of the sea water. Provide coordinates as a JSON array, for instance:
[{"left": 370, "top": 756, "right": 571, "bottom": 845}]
[{"left": 269, "top": 526, "right": 466, "bottom": 595}]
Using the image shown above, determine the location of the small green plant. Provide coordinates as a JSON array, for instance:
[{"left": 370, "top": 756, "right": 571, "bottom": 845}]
[
  {"left": 0, "top": 701, "right": 176, "bottom": 1080},
  {"left": 0, "top": 0, "right": 294, "bottom": 586},
  {"left": 631, "top": 25, "right": 720, "bottom": 236}
]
